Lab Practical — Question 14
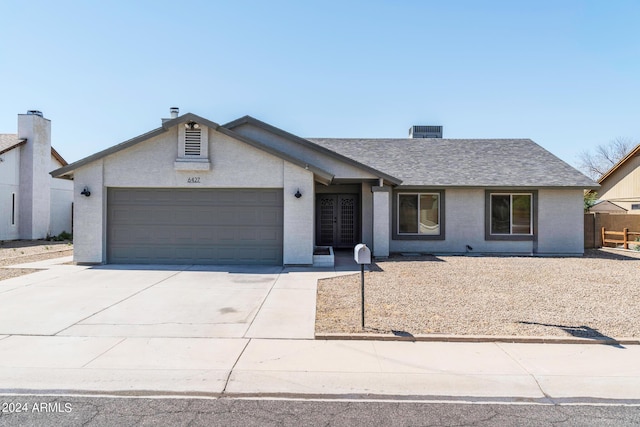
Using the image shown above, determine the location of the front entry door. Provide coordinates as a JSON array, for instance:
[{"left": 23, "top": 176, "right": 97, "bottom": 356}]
[{"left": 316, "top": 194, "right": 359, "bottom": 248}]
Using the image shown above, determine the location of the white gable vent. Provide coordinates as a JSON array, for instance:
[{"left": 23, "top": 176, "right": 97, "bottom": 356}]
[
  {"left": 175, "top": 120, "right": 210, "bottom": 171},
  {"left": 409, "top": 125, "right": 443, "bottom": 138},
  {"left": 184, "top": 122, "right": 202, "bottom": 156}
]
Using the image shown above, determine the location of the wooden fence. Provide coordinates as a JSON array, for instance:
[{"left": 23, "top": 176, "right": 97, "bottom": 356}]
[
  {"left": 584, "top": 213, "right": 640, "bottom": 248},
  {"left": 601, "top": 227, "right": 640, "bottom": 249}
]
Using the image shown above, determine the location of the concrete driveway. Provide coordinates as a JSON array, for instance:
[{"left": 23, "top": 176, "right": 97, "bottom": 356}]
[
  {"left": 1, "top": 257, "right": 640, "bottom": 402},
  {"left": 0, "top": 261, "right": 341, "bottom": 339}
]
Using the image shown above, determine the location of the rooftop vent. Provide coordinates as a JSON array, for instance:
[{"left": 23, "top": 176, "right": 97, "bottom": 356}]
[
  {"left": 170, "top": 107, "right": 179, "bottom": 118},
  {"left": 409, "top": 125, "right": 442, "bottom": 138},
  {"left": 27, "top": 110, "right": 43, "bottom": 117}
]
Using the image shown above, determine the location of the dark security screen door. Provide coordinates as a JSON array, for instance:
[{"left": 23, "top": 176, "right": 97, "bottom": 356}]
[{"left": 316, "top": 194, "right": 359, "bottom": 248}]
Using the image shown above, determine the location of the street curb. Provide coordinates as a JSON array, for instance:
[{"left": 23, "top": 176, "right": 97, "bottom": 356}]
[{"left": 315, "top": 333, "right": 640, "bottom": 345}]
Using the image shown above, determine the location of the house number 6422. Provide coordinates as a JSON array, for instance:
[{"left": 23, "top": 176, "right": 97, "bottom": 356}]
[{"left": 187, "top": 177, "right": 201, "bottom": 183}]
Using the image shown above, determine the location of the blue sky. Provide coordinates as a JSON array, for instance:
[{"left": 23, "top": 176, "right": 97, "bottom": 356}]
[{"left": 1, "top": 0, "right": 639, "bottom": 166}]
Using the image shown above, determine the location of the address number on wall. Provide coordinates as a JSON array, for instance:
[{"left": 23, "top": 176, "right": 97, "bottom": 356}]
[{"left": 187, "top": 177, "right": 201, "bottom": 183}]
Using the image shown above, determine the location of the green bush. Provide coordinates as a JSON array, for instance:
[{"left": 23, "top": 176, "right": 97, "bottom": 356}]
[{"left": 47, "top": 231, "right": 73, "bottom": 242}]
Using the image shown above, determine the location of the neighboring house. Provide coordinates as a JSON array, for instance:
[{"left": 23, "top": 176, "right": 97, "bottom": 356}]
[
  {"left": 594, "top": 143, "right": 640, "bottom": 214},
  {"left": 52, "top": 109, "right": 597, "bottom": 265},
  {"left": 0, "top": 111, "right": 73, "bottom": 241},
  {"left": 588, "top": 200, "right": 627, "bottom": 214}
]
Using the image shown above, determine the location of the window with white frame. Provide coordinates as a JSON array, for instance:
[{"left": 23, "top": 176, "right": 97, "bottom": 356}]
[
  {"left": 398, "top": 193, "right": 441, "bottom": 235},
  {"left": 490, "top": 193, "right": 532, "bottom": 235}
]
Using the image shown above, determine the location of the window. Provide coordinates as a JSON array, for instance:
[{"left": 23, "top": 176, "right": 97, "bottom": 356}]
[
  {"left": 397, "top": 193, "right": 441, "bottom": 236},
  {"left": 490, "top": 193, "right": 532, "bottom": 235},
  {"left": 11, "top": 193, "right": 16, "bottom": 225},
  {"left": 632, "top": 204, "right": 640, "bottom": 210}
]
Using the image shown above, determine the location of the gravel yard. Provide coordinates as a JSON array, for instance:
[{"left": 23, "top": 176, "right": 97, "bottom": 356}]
[
  {"left": 316, "top": 249, "right": 640, "bottom": 339},
  {"left": 0, "top": 240, "right": 73, "bottom": 281}
]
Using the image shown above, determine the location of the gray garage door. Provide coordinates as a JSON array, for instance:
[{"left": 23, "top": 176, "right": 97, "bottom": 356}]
[{"left": 107, "top": 188, "right": 283, "bottom": 265}]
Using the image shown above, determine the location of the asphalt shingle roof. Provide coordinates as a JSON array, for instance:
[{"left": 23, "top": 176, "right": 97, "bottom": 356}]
[
  {"left": 308, "top": 138, "right": 597, "bottom": 188},
  {"left": 0, "top": 134, "right": 23, "bottom": 153}
]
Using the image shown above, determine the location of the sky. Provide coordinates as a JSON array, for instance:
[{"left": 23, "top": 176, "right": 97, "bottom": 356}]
[{"left": 1, "top": 0, "right": 639, "bottom": 167}]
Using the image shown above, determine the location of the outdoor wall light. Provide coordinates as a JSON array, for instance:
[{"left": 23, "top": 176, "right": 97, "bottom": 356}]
[
  {"left": 294, "top": 189, "right": 302, "bottom": 199},
  {"left": 81, "top": 187, "right": 91, "bottom": 197}
]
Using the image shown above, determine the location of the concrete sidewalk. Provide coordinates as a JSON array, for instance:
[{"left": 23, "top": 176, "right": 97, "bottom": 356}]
[
  {"left": 0, "top": 336, "right": 638, "bottom": 402},
  {"left": 0, "top": 257, "right": 639, "bottom": 403}
]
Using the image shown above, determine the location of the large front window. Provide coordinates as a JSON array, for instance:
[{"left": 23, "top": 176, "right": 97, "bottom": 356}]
[
  {"left": 398, "top": 193, "right": 440, "bottom": 235},
  {"left": 490, "top": 193, "right": 532, "bottom": 235}
]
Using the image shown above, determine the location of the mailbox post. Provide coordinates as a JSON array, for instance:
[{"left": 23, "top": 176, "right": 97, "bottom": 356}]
[{"left": 354, "top": 244, "right": 371, "bottom": 329}]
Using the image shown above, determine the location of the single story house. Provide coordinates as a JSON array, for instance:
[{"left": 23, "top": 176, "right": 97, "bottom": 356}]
[
  {"left": 592, "top": 143, "right": 640, "bottom": 214},
  {"left": 1, "top": 111, "right": 73, "bottom": 241},
  {"left": 52, "top": 109, "right": 598, "bottom": 265}
]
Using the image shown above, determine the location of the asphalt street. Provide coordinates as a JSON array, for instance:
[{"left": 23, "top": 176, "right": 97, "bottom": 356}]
[{"left": 1, "top": 395, "right": 639, "bottom": 427}]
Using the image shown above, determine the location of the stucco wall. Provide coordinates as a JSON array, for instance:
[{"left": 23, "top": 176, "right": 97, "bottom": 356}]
[
  {"left": 361, "top": 182, "right": 374, "bottom": 248},
  {"left": 389, "top": 188, "right": 582, "bottom": 255},
  {"left": 0, "top": 149, "right": 20, "bottom": 240},
  {"left": 50, "top": 156, "right": 74, "bottom": 236},
  {"left": 103, "top": 128, "right": 285, "bottom": 188},
  {"left": 537, "top": 189, "right": 584, "bottom": 254},
  {"left": 50, "top": 185, "right": 73, "bottom": 236},
  {"left": 372, "top": 186, "right": 390, "bottom": 257},
  {"left": 283, "top": 163, "right": 314, "bottom": 264},
  {"left": 18, "top": 114, "right": 51, "bottom": 239},
  {"left": 73, "top": 160, "right": 105, "bottom": 263},
  {"left": 72, "top": 126, "right": 316, "bottom": 264}
]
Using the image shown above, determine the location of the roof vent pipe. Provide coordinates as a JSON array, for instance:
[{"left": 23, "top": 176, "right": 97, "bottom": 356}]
[
  {"left": 170, "top": 107, "right": 179, "bottom": 118},
  {"left": 27, "top": 110, "right": 43, "bottom": 117}
]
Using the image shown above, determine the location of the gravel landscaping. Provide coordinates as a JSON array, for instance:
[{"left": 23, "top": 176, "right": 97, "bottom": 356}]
[
  {"left": 0, "top": 240, "right": 73, "bottom": 281},
  {"left": 316, "top": 249, "right": 640, "bottom": 339}
]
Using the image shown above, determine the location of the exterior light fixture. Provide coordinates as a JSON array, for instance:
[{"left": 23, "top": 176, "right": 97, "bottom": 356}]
[
  {"left": 81, "top": 187, "right": 91, "bottom": 197},
  {"left": 295, "top": 189, "right": 302, "bottom": 199},
  {"left": 185, "top": 121, "right": 200, "bottom": 130}
]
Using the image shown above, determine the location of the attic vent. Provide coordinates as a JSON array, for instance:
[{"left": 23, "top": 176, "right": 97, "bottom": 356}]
[
  {"left": 409, "top": 125, "right": 443, "bottom": 138},
  {"left": 184, "top": 129, "right": 201, "bottom": 156},
  {"left": 184, "top": 122, "right": 202, "bottom": 156},
  {"left": 175, "top": 120, "right": 210, "bottom": 170}
]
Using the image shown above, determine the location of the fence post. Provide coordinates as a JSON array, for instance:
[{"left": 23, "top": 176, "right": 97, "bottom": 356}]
[
  {"left": 601, "top": 227, "right": 605, "bottom": 248},
  {"left": 624, "top": 228, "right": 629, "bottom": 249}
]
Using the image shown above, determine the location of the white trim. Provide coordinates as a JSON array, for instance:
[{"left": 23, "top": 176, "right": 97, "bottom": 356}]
[{"left": 177, "top": 122, "right": 209, "bottom": 161}]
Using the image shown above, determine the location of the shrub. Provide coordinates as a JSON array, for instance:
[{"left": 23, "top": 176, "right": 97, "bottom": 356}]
[{"left": 47, "top": 231, "right": 73, "bottom": 242}]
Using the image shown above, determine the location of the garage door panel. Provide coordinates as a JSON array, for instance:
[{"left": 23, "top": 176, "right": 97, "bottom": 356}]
[{"left": 107, "top": 188, "right": 283, "bottom": 265}]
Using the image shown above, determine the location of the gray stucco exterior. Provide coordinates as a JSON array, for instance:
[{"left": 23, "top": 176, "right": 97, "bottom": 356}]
[{"left": 53, "top": 112, "right": 598, "bottom": 265}]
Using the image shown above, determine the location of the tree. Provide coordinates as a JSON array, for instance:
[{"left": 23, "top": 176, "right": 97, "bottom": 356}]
[
  {"left": 577, "top": 137, "right": 637, "bottom": 180},
  {"left": 584, "top": 191, "right": 598, "bottom": 212}
]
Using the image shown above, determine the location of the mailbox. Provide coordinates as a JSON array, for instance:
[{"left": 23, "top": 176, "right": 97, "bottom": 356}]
[{"left": 354, "top": 243, "right": 371, "bottom": 264}]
